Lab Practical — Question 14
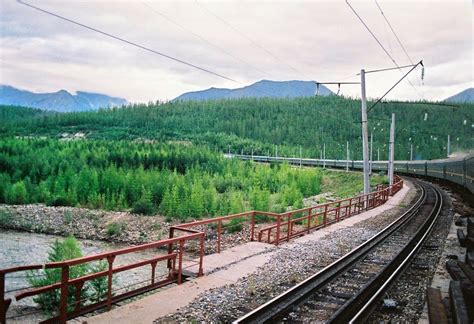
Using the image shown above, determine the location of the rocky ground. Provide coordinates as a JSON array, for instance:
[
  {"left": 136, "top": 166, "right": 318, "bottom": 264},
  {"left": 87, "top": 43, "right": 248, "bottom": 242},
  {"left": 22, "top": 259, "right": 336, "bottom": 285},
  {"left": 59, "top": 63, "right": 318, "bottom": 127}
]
[
  {"left": 0, "top": 204, "right": 262, "bottom": 255},
  {"left": 0, "top": 204, "right": 168, "bottom": 244},
  {"left": 156, "top": 182, "right": 420, "bottom": 323}
]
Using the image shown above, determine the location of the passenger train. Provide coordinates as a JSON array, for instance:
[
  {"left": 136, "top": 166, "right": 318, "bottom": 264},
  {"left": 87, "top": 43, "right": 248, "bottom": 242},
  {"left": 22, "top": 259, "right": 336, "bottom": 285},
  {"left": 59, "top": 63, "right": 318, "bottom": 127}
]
[{"left": 231, "top": 154, "right": 474, "bottom": 194}]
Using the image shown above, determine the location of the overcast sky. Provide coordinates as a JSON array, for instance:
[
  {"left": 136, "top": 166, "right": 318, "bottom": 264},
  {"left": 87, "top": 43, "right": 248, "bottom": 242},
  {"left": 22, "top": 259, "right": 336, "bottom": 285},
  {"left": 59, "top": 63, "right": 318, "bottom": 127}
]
[{"left": 1, "top": 0, "right": 472, "bottom": 102}]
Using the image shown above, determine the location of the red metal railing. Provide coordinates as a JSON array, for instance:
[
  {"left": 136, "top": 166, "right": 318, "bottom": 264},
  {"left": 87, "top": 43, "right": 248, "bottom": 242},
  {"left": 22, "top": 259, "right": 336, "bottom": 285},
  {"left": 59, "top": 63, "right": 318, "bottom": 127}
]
[
  {"left": 0, "top": 176, "right": 402, "bottom": 323},
  {"left": 0, "top": 233, "right": 204, "bottom": 324},
  {"left": 170, "top": 176, "right": 403, "bottom": 249},
  {"left": 257, "top": 178, "right": 400, "bottom": 244},
  {"left": 170, "top": 210, "right": 281, "bottom": 255}
]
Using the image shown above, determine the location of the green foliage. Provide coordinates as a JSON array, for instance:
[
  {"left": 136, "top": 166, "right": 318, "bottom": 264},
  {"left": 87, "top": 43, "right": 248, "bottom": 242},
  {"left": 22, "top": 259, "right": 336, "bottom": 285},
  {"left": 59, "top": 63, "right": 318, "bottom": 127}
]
[
  {"left": 63, "top": 210, "right": 73, "bottom": 225},
  {"left": 27, "top": 236, "right": 99, "bottom": 313},
  {"left": 88, "top": 261, "right": 109, "bottom": 303},
  {"left": 131, "top": 187, "right": 155, "bottom": 215},
  {"left": 1, "top": 96, "right": 472, "bottom": 161},
  {"left": 0, "top": 139, "right": 322, "bottom": 221},
  {"left": 6, "top": 181, "right": 28, "bottom": 204},
  {"left": 0, "top": 209, "right": 13, "bottom": 226},
  {"left": 106, "top": 221, "right": 125, "bottom": 237},
  {"left": 27, "top": 236, "right": 108, "bottom": 313},
  {"left": 322, "top": 170, "right": 387, "bottom": 198}
]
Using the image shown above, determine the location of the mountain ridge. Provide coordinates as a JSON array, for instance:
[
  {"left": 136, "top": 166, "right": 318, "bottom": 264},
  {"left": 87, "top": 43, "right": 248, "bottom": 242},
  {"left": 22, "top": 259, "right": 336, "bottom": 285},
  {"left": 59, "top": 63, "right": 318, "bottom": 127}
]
[
  {"left": 174, "top": 80, "right": 333, "bottom": 101},
  {"left": 0, "top": 85, "right": 127, "bottom": 112},
  {"left": 444, "top": 88, "right": 474, "bottom": 103}
]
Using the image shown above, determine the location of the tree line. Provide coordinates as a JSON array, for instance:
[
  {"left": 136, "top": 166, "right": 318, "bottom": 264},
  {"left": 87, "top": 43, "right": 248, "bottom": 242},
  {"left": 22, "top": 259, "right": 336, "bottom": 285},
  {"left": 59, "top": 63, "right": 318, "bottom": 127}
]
[
  {"left": 1, "top": 96, "right": 472, "bottom": 161},
  {"left": 0, "top": 138, "right": 322, "bottom": 220}
]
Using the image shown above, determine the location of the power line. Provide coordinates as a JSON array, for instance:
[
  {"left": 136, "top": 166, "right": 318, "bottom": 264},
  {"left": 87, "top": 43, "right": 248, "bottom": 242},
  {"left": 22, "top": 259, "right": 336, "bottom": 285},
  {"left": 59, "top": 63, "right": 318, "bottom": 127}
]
[
  {"left": 374, "top": 0, "right": 414, "bottom": 65},
  {"left": 360, "top": 63, "right": 416, "bottom": 74},
  {"left": 345, "top": 0, "right": 423, "bottom": 99},
  {"left": 141, "top": 2, "right": 271, "bottom": 79},
  {"left": 17, "top": 0, "right": 238, "bottom": 83},
  {"left": 195, "top": 0, "right": 312, "bottom": 81},
  {"left": 367, "top": 60, "right": 423, "bottom": 112}
]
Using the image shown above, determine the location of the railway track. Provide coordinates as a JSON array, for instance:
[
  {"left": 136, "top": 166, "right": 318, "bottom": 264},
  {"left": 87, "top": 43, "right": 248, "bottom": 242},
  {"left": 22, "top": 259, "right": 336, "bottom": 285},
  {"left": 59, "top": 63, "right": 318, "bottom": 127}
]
[{"left": 234, "top": 179, "right": 444, "bottom": 324}]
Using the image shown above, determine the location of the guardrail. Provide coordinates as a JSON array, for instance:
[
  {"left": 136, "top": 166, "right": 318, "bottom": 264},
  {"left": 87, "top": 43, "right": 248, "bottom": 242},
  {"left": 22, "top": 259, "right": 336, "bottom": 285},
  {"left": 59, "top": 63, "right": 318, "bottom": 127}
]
[
  {"left": 170, "top": 176, "right": 403, "bottom": 250},
  {"left": 0, "top": 233, "right": 204, "bottom": 324},
  {"left": 1, "top": 175, "right": 403, "bottom": 324}
]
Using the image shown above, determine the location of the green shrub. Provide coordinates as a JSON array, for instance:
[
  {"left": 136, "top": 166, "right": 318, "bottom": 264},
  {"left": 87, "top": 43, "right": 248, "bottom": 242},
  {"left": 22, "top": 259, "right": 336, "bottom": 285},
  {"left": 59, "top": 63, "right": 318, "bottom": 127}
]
[
  {"left": 48, "top": 195, "right": 71, "bottom": 207},
  {"left": 0, "top": 210, "right": 13, "bottom": 226},
  {"left": 27, "top": 236, "right": 107, "bottom": 313},
  {"left": 27, "top": 237, "right": 85, "bottom": 312},
  {"left": 63, "top": 210, "right": 73, "bottom": 225},
  {"left": 106, "top": 222, "right": 125, "bottom": 237},
  {"left": 131, "top": 199, "right": 155, "bottom": 215},
  {"left": 132, "top": 188, "right": 155, "bottom": 215}
]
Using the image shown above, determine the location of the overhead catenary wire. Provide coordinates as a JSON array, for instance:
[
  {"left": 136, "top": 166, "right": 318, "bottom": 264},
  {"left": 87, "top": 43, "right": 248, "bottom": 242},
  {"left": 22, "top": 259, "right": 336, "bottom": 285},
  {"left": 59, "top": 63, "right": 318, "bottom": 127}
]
[
  {"left": 359, "top": 63, "right": 416, "bottom": 74},
  {"left": 195, "top": 0, "right": 313, "bottom": 81},
  {"left": 17, "top": 0, "right": 238, "bottom": 83},
  {"left": 345, "top": 0, "right": 424, "bottom": 99},
  {"left": 367, "top": 60, "right": 423, "bottom": 112},
  {"left": 374, "top": 0, "right": 414, "bottom": 65},
  {"left": 141, "top": 2, "right": 271, "bottom": 79}
]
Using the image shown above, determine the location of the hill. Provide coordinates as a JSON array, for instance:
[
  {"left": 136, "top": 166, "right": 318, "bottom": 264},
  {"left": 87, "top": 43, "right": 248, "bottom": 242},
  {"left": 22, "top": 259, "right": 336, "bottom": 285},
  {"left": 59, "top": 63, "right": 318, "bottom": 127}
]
[
  {"left": 174, "top": 80, "right": 333, "bottom": 101},
  {"left": 1, "top": 96, "right": 472, "bottom": 161},
  {"left": 444, "top": 88, "right": 474, "bottom": 103},
  {"left": 0, "top": 85, "right": 127, "bottom": 112}
]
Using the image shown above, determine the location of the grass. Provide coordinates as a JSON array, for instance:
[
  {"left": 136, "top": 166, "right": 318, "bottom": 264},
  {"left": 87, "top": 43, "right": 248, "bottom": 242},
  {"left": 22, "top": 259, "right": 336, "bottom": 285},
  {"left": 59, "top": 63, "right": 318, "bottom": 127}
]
[{"left": 321, "top": 169, "right": 388, "bottom": 199}]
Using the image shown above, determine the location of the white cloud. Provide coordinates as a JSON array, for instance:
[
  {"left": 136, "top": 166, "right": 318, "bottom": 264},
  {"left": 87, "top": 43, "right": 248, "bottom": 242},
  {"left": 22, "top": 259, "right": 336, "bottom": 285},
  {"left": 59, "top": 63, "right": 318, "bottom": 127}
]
[{"left": 0, "top": 0, "right": 472, "bottom": 102}]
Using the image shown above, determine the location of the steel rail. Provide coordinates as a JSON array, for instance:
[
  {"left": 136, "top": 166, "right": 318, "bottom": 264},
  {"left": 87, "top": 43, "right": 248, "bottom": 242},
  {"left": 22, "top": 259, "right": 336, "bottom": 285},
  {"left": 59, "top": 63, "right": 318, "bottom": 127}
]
[
  {"left": 233, "top": 179, "right": 427, "bottom": 324},
  {"left": 341, "top": 184, "right": 443, "bottom": 323}
]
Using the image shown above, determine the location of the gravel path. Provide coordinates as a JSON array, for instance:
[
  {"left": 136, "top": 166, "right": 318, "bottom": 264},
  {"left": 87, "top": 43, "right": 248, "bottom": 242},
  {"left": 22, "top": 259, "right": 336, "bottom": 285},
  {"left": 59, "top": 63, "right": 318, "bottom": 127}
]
[{"left": 157, "top": 182, "right": 419, "bottom": 323}]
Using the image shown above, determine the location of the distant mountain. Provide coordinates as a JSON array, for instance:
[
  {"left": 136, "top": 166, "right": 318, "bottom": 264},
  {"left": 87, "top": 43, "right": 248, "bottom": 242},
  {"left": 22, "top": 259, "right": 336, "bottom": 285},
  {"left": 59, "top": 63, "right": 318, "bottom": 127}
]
[
  {"left": 444, "top": 88, "right": 474, "bottom": 103},
  {"left": 0, "top": 85, "right": 127, "bottom": 112},
  {"left": 174, "top": 80, "right": 333, "bottom": 101}
]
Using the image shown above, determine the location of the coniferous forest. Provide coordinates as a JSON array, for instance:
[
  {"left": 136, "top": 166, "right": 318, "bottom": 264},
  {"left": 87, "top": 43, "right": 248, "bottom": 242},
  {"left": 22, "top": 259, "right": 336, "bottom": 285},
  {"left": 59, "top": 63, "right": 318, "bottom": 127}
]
[
  {"left": 0, "top": 96, "right": 472, "bottom": 219},
  {"left": 0, "top": 138, "right": 322, "bottom": 219},
  {"left": 1, "top": 96, "right": 472, "bottom": 161}
]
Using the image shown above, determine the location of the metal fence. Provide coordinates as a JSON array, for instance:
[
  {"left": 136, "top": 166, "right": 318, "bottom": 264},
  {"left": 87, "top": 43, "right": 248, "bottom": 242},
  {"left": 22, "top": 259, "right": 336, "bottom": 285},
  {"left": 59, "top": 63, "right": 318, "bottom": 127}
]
[{"left": 0, "top": 174, "right": 404, "bottom": 323}]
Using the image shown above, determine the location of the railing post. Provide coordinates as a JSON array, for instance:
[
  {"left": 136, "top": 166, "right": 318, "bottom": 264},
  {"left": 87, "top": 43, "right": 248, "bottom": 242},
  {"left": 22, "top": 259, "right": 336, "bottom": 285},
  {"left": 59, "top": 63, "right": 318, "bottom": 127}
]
[
  {"left": 217, "top": 220, "right": 222, "bottom": 254},
  {"left": 74, "top": 282, "right": 84, "bottom": 312},
  {"left": 287, "top": 214, "right": 291, "bottom": 242},
  {"left": 151, "top": 261, "right": 157, "bottom": 284},
  {"left": 59, "top": 266, "right": 70, "bottom": 323},
  {"left": 167, "top": 227, "right": 175, "bottom": 270},
  {"left": 307, "top": 208, "right": 312, "bottom": 233},
  {"left": 275, "top": 215, "right": 281, "bottom": 246},
  {"left": 324, "top": 204, "right": 328, "bottom": 226},
  {"left": 0, "top": 273, "right": 10, "bottom": 324},
  {"left": 198, "top": 234, "right": 204, "bottom": 277},
  {"left": 106, "top": 256, "right": 115, "bottom": 311},
  {"left": 178, "top": 239, "right": 184, "bottom": 284},
  {"left": 250, "top": 212, "right": 256, "bottom": 241}
]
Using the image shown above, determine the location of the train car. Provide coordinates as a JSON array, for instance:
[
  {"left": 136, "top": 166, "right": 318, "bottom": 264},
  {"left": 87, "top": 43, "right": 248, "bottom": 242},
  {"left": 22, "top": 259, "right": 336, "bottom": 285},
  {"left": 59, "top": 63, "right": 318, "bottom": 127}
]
[{"left": 232, "top": 153, "right": 473, "bottom": 194}]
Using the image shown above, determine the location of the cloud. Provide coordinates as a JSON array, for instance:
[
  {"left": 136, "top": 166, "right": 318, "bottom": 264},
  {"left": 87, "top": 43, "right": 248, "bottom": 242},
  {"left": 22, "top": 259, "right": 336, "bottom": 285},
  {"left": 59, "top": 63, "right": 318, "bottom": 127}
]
[{"left": 0, "top": 0, "right": 472, "bottom": 102}]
